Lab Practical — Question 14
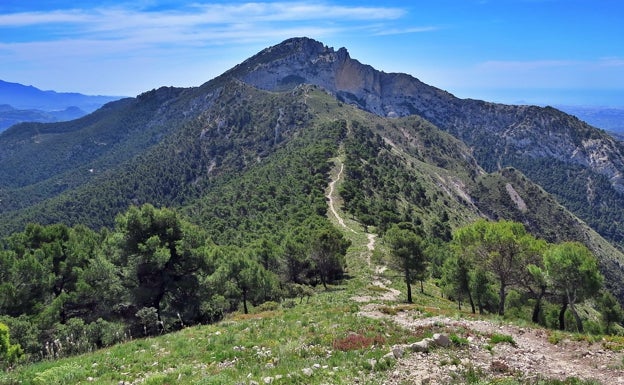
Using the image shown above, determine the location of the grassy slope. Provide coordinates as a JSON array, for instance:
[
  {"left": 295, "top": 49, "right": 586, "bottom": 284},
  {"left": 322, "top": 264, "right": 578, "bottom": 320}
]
[{"left": 1, "top": 126, "right": 617, "bottom": 385}]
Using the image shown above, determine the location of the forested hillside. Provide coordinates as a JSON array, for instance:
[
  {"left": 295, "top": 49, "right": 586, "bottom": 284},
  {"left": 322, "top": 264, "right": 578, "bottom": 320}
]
[
  {"left": 1, "top": 77, "right": 623, "bottom": 302},
  {"left": 226, "top": 38, "right": 624, "bottom": 250},
  {"left": 2, "top": 39, "right": 624, "bottom": 379}
]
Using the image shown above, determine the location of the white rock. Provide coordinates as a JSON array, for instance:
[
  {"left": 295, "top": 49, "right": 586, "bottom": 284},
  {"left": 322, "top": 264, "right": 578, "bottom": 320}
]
[
  {"left": 410, "top": 340, "right": 430, "bottom": 353},
  {"left": 383, "top": 352, "right": 396, "bottom": 361}
]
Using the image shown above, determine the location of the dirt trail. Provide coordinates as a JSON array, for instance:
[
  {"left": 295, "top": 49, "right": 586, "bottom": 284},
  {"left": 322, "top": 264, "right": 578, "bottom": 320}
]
[
  {"left": 326, "top": 154, "right": 624, "bottom": 384},
  {"left": 327, "top": 162, "right": 354, "bottom": 232},
  {"left": 326, "top": 158, "right": 399, "bottom": 303},
  {"left": 359, "top": 309, "right": 624, "bottom": 384}
]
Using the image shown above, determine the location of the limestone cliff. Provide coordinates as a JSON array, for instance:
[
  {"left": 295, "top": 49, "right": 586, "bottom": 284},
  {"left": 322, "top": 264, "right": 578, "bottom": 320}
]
[{"left": 217, "top": 37, "right": 624, "bottom": 245}]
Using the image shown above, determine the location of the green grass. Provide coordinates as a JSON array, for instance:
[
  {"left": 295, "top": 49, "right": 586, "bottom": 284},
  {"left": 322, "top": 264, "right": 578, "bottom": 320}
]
[
  {"left": 489, "top": 333, "right": 517, "bottom": 347},
  {"left": 0, "top": 155, "right": 613, "bottom": 385},
  {"left": 0, "top": 289, "right": 417, "bottom": 385}
]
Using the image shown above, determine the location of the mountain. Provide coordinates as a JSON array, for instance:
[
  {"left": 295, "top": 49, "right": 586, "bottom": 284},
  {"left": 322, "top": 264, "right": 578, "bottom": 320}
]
[
  {"left": 0, "top": 104, "right": 87, "bottom": 132},
  {"left": 222, "top": 37, "right": 624, "bottom": 247},
  {"left": 1, "top": 37, "right": 624, "bottom": 302},
  {"left": 0, "top": 79, "right": 122, "bottom": 120},
  {"left": 556, "top": 105, "right": 624, "bottom": 134}
]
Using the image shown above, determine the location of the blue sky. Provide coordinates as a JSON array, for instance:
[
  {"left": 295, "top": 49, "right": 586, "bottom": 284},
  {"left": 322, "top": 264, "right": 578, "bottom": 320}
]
[{"left": 1, "top": 0, "right": 623, "bottom": 106}]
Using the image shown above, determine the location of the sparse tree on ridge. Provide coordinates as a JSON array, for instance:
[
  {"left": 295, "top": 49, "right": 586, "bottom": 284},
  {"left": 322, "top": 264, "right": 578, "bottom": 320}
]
[
  {"left": 309, "top": 226, "right": 350, "bottom": 290},
  {"left": 385, "top": 224, "right": 428, "bottom": 303},
  {"left": 452, "top": 219, "right": 543, "bottom": 316},
  {"left": 441, "top": 255, "right": 475, "bottom": 312},
  {"left": 597, "top": 290, "right": 624, "bottom": 334},
  {"left": 544, "top": 241, "right": 603, "bottom": 332}
]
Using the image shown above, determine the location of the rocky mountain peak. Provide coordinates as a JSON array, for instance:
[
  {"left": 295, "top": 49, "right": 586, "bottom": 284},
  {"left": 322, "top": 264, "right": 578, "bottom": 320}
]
[
  {"left": 223, "top": 37, "right": 446, "bottom": 119},
  {"left": 219, "top": 37, "right": 624, "bottom": 246}
]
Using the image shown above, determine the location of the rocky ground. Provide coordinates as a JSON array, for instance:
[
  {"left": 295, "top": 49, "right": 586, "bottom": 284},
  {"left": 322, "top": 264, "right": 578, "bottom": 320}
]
[
  {"left": 359, "top": 302, "right": 624, "bottom": 385},
  {"left": 352, "top": 242, "right": 624, "bottom": 385},
  {"left": 328, "top": 157, "right": 624, "bottom": 385}
]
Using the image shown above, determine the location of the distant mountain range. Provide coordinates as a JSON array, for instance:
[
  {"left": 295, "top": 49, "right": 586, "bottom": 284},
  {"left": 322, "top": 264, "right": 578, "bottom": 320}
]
[
  {"left": 556, "top": 105, "right": 624, "bottom": 135},
  {"left": 0, "top": 79, "right": 123, "bottom": 131},
  {"left": 0, "top": 104, "right": 88, "bottom": 132}
]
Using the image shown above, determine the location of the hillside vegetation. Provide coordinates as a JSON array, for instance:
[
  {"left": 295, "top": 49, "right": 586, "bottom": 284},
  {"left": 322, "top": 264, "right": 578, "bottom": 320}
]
[
  {"left": 2, "top": 38, "right": 624, "bottom": 384},
  {"left": 2, "top": 140, "right": 622, "bottom": 384}
]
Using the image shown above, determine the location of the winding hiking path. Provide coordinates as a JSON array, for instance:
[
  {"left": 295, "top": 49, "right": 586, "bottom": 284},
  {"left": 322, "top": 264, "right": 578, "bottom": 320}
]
[
  {"left": 326, "top": 162, "right": 355, "bottom": 232},
  {"left": 326, "top": 157, "right": 399, "bottom": 303},
  {"left": 325, "top": 156, "right": 624, "bottom": 385}
]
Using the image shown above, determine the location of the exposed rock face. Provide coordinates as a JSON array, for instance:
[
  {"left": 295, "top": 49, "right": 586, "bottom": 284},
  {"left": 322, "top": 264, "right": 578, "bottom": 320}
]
[
  {"left": 228, "top": 37, "right": 454, "bottom": 120},
  {"left": 221, "top": 37, "right": 624, "bottom": 249},
  {"left": 224, "top": 37, "right": 624, "bottom": 195}
]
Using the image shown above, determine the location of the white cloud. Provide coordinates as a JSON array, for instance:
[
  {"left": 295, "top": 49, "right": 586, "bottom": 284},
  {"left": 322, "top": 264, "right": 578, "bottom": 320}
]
[
  {"left": 0, "top": 10, "right": 91, "bottom": 26},
  {"left": 0, "top": 2, "right": 413, "bottom": 94},
  {"left": 0, "top": 3, "right": 405, "bottom": 34},
  {"left": 373, "top": 26, "right": 438, "bottom": 36},
  {"left": 0, "top": 2, "right": 409, "bottom": 53},
  {"left": 599, "top": 57, "right": 624, "bottom": 67}
]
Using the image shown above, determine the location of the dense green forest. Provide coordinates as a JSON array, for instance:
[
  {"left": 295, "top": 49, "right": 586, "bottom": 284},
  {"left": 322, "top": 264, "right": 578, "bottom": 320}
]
[
  {"left": 0, "top": 203, "right": 351, "bottom": 364},
  {"left": 3, "top": 206, "right": 622, "bottom": 368},
  {"left": 0, "top": 116, "right": 356, "bottom": 365}
]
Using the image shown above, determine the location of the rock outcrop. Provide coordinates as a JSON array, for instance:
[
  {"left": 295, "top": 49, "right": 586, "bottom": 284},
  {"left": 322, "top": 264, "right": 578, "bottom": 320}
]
[{"left": 223, "top": 37, "right": 624, "bottom": 195}]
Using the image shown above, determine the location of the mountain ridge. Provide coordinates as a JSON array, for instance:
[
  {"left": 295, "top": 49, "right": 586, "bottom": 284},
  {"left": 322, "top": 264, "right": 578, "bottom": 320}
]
[
  {"left": 4, "top": 39, "right": 624, "bottom": 383},
  {"left": 1, "top": 37, "right": 624, "bottom": 302},
  {"left": 0, "top": 79, "right": 123, "bottom": 116},
  {"left": 220, "top": 37, "right": 624, "bottom": 245},
  {"left": 0, "top": 104, "right": 88, "bottom": 132}
]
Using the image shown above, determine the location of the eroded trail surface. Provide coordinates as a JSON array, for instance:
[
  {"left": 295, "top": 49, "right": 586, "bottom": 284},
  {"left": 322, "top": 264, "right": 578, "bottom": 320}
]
[
  {"left": 327, "top": 162, "right": 353, "bottom": 232},
  {"left": 327, "top": 157, "right": 624, "bottom": 384},
  {"left": 360, "top": 308, "right": 624, "bottom": 384},
  {"left": 327, "top": 158, "right": 399, "bottom": 303}
]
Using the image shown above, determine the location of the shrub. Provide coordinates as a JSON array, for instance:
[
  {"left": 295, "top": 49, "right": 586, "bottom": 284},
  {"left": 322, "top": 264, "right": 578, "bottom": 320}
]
[
  {"left": 449, "top": 333, "right": 469, "bottom": 346},
  {"left": 332, "top": 332, "right": 385, "bottom": 351},
  {"left": 0, "top": 322, "right": 23, "bottom": 368},
  {"left": 281, "top": 299, "right": 297, "bottom": 309},
  {"left": 33, "top": 363, "right": 87, "bottom": 385},
  {"left": 489, "top": 333, "right": 516, "bottom": 347},
  {"left": 135, "top": 307, "right": 161, "bottom": 336},
  {"left": 255, "top": 301, "right": 279, "bottom": 313},
  {"left": 88, "top": 318, "right": 128, "bottom": 347}
]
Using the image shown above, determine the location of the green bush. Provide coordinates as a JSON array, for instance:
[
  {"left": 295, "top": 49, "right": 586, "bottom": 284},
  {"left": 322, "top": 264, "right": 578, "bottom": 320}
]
[
  {"left": 254, "top": 301, "right": 280, "bottom": 313},
  {"left": 33, "top": 363, "right": 87, "bottom": 385},
  {"left": 88, "top": 319, "right": 128, "bottom": 347},
  {"left": 583, "top": 320, "right": 603, "bottom": 335},
  {"left": 0, "top": 322, "right": 23, "bottom": 368},
  {"left": 489, "top": 333, "right": 516, "bottom": 347},
  {"left": 450, "top": 333, "right": 469, "bottom": 346},
  {"left": 0, "top": 316, "right": 38, "bottom": 360}
]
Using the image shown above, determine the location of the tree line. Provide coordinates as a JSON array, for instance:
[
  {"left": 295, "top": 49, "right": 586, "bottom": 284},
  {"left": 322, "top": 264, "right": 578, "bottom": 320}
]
[
  {"left": 385, "top": 219, "right": 623, "bottom": 334},
  {"left": 0, "top": 204, "right": 350, "bottom": 367}
]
